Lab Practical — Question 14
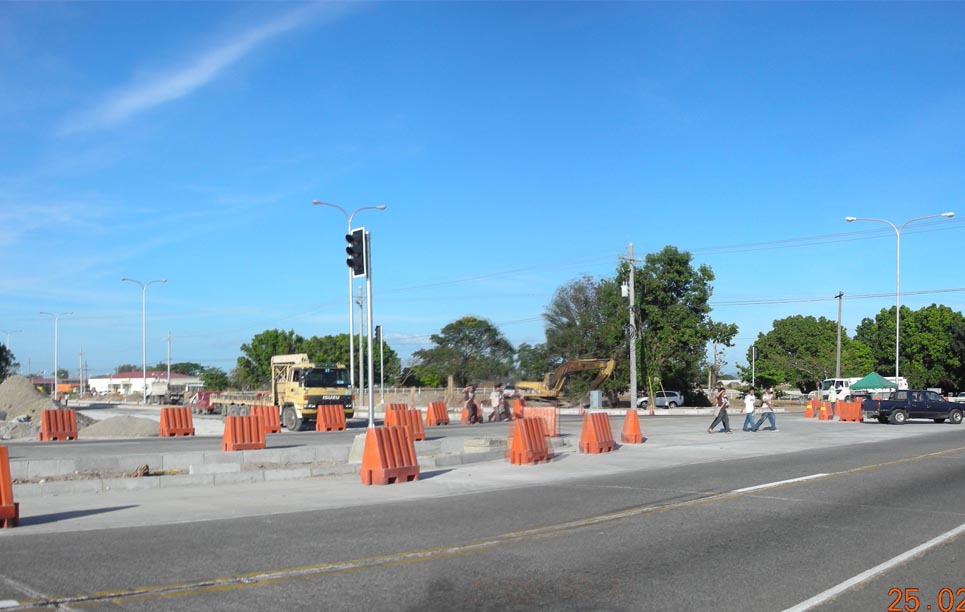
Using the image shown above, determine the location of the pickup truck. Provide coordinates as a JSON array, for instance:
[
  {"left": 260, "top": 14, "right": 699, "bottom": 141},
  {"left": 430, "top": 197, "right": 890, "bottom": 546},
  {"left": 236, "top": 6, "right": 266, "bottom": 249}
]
[{"left": 862, "top": 389, "right": 964, "bottom": 425}]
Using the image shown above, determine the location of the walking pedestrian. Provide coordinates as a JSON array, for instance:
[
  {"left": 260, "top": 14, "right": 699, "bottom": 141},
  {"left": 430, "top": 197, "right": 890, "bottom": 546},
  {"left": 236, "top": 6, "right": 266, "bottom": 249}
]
[
  {"left": 742, "top": 388, "right": 757, "bottom": 431},
  {"left": 752, "top": 387, "right": 778, "bottom": 431},
  {"left": 489, "top": 383, "right": 509, "bottom": 421},
  {"left": 464, "top": 384, "right": 480, "bottom": 424},
  {"left": 708, "top": 384, "right": 732, "bottom": 433}
]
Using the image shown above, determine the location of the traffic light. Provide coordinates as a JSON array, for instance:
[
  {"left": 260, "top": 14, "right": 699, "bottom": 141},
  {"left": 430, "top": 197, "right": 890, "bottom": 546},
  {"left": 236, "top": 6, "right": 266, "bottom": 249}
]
[{"left": 345, "top": 228, "right": 366, "bottom": 276}]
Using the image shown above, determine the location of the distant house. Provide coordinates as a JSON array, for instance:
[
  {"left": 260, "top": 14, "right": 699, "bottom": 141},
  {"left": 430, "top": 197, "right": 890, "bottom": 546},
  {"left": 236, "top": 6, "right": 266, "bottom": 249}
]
[{"left": 87, "top": 371, "right": 202, "bottom": 395}]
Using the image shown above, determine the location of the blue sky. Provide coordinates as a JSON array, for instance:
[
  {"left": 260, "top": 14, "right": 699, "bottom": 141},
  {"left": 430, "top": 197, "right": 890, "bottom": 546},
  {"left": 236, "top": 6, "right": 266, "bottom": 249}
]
[{"left": 3, "top": 2, "right": 964, "bottom": 380}]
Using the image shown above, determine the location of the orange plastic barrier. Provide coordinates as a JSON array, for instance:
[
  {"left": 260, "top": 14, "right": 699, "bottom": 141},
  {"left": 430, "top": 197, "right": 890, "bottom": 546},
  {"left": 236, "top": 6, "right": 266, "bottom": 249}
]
[
  {"left": 521, "top": 406, "right": 560, "bottom": 437},
  {"left": 508, "top": 418, "right": 550, "bottom": 465},
  {"left": 384, "top": 403, "right": 409, "bottom": 427},
  {"left": 425, "top": 402, "right": 450, "bottom": 427},
  {"left": 804, "top": 400, "right": 816, "bottom": 418},
  {"left": 221, "top": 415, "right": 266, "bottom": 452},
  {"left": 818, "top": 402, "right": 832, "bottom": 421},
  {"left": 315, "top": 405, "right": 347, "bottom": 431},
  {"left": 461, "top": 405, "right": 478, "bottom": 424},
  {"left": 0, "top": 446, "right": 19, "bottom": 528},
  {"left": 837, "top": 401, "right": 862, "bottom": 422},
  {"left": 387, "top": 408, "right": 425, "bottom": 441},
  {"left": 360, "top": 426, "right": 420, "bottom": 485},
  {"left": 579, "top": 412, "right": 616, "bottom": 454},
  {"left": 38, "top": 409, "right": 78, "bottom": 441},
  {"left": 159, "top": 407, "right": 195, "bottom": 437},
  {"left": 621, "top": 409, "right": 645, "bottom": 444},
  {"left": 512, "top": 398, "right": 525, "bottom": 419},
  {"left": 250, "top": 405, "right": 281, "bottom": 434}
]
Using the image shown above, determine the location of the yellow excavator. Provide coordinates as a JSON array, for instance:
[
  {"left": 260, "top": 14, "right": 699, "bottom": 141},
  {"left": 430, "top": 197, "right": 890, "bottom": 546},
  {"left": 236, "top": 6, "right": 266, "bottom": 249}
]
[{"left": 513, "top": 358, "right": 616, "bottom": 401}]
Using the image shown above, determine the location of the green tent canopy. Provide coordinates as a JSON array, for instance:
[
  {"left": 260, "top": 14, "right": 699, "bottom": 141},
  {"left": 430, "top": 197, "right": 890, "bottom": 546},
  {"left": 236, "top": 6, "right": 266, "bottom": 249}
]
[{"left": 850, "top": 372, "right": 898, "bottom": 390}]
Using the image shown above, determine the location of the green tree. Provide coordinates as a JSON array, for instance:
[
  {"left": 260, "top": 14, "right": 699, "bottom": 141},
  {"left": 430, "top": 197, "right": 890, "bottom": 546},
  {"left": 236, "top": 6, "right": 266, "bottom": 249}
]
[
  {"left": 152, "top": 362, "right": 205, "bottom": 376},
  {"left": 412, "top": 316, "right": 515, "bottom": 387},
  {"left": 200, "top": 367, "right": 230, "bottom": 391},
  {"left": 515, "top": 342, "right": 558, "bottom": 381},
  {"left": 542, "top": 275, "right": 624, "bottom": 401},
  {"left": 856, "top": 304, "right": 965, "bottom": 389},
  {"left": 0, "top": 344, "right": 15, "bottom": 380},
  {"left": 301, "top": 333, "right": 401, "bottom": 387},
  {"left": 115, "top": 364, "right": 139, "bottom": 373},
  {"left": 236, "top": 329, "right": 305, "bottom": 388},
  {"left": 636, "top": 246, "right": 728, "bottom": 395},
  {"left": 741, "top": 315, "right": 873, "bottom": 392}
]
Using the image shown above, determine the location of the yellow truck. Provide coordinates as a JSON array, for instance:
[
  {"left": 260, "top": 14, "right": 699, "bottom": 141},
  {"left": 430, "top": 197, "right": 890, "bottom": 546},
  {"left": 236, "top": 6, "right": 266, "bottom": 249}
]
[
  {"left": 514, "top": 358, "right": 615, "bottom": 401},
  {"left": 270, "top": 354, "right": 353, "bottom": 431}
]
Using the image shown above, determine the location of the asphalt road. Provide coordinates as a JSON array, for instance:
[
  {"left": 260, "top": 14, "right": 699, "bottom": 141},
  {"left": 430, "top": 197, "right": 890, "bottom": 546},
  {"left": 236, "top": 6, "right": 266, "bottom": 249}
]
[{"left": 1, "top": 427, "right": 963, "bottom": 611}]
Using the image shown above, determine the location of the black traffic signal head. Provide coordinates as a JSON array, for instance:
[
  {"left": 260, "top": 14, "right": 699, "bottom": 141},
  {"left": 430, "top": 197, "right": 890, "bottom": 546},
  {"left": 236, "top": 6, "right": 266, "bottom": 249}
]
[{"left": 345, "top": 228, "right": 366, "bottom": 277}]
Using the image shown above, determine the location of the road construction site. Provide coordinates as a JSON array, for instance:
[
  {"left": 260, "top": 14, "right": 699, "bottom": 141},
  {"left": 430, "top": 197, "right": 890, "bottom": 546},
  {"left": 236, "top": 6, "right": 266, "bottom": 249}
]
[{"left": 5, "top": 399, "right": 960, "bottom": 539}]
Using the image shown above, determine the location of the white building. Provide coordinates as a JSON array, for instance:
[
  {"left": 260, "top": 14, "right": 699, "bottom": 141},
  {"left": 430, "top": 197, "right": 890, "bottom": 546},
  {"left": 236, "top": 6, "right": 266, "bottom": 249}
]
[{"left": 87, "top": 371, "right": 202, "bottom": 396}]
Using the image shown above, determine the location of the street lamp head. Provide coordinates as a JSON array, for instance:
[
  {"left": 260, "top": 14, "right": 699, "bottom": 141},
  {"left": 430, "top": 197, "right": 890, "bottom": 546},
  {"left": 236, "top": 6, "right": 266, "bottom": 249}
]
[
  {"left": 941, "top": 211, "right": 955, "bottom": 218},
  {"left": 845, "top": 216, "right": 857, "bottom": 222},
  {"left": 375, "top": 205, "right": 387, "bottom": 211}
]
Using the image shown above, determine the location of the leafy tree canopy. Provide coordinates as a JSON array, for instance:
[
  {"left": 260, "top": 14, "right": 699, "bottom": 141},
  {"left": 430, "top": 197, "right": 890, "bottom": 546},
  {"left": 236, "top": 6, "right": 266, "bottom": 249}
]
[
  {"left": 0, "top": 344, "right": 15, "bottom": 381},
  {"left": 151, "top": 362, "right": 205, "bottom": 376},
  {"left": 412, "top": 316, "right": 514, "bottom": 387},
  {"left": 855, "top": 304, "right": 965, "bottom": 389},
  {"left": 200, "top": 367, "right": 230, "bottom": 392},
  {"left": 739, "top": 315, "right": 873, "bottom": 392}
]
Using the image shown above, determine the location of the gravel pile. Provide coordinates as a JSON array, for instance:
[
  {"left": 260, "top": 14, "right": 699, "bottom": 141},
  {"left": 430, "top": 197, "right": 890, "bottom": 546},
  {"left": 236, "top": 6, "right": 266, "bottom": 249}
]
[
  {"left": 80, "top": 416, "right": 158, "bottom": 438},
  {"left": 0, "top": 375, "right": 94, "bottom": 439}
]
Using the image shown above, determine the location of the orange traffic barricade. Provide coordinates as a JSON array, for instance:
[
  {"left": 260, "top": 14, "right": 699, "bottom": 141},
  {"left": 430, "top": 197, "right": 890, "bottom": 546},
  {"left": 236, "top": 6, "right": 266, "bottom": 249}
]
[
  {"left": 621, "top": 409, "right": 645, "bottom": 444},
  {"left": 221, "top": 415, "right": 266, "bottom": 452},
  {"left": 512, "top": 398, "right": 525, "bottom": 419},
  {"left": 38, "top": 409, "right": 78, "bottom": 441},
  {"left": 425, "top": 402, "right": 450, "bottom": 427},
  {"left": 384, "top": 403, "right": 409, "bottom": 427},
  {"left": 521, "top": 406, "right": 560, "bottom": 437},
  {"left": 250, "top": 405, "right": 281, "bottom": 434},
  {"left": 507, "top": 417, "right": 551, "bottom": 465},
  {"left": 159, "top": 407, "right": 195, "bottom": 437},
  {"left": 0, "top": 446, "right": 19, "bottom": 528},
  {"left": 360, "top": 426, "right": 420, "bottom": 485},
  {"left": 579, "top": 412, "right": 616, "bottom": 454},
  {"left": 402, "top": 409, "right": 426, "bottom": 441},
  {"left": 316, "top": 405, "right": 347, "bottom": 431}
]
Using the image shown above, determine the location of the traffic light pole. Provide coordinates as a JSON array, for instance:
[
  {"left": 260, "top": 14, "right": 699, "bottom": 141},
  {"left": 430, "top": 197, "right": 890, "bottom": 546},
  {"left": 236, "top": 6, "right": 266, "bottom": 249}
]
[{"left": 364, "top": 231, "right": 376, "bottom": 429}]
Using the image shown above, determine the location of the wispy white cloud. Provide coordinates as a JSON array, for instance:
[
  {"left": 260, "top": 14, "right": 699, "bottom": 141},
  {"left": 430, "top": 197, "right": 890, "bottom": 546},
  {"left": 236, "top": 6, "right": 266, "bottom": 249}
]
[{"left": 60, "top": 3, "right": 340, "bottom": 135}]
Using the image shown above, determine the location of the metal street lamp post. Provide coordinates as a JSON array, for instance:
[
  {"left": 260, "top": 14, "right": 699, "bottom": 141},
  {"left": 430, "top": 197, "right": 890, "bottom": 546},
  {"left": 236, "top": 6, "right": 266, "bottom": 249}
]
[
  {"left": 38, "top": 312, "right": 71, "bottom": 401},
  {"left": 311, "top": 200, "right": 386, "bottom": 402},
  {"left": 845, "top": 212, "right": 954, "bottom": 382},
  {"left": 121, "top": 277, "right": 167, "bottom": 403}
]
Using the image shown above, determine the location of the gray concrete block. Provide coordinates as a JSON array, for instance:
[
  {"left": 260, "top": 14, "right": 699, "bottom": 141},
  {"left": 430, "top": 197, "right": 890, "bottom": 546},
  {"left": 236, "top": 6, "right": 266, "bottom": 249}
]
[
  {"left": 313, "top": 445, "right": 350, "bottom": 463},
  {"left": 201, "top": 451, "right": 244, "bottom": 464},
  {"left": 75, "top": 454, "right": 164, "bottom": 474},
  {"left": 34, "top": 479, "right": 105, "bottom": 496},
  {"left": 189, "top": 463, "right": 242, "bottom": 475},
  {"left": 310, "top": 464, "right": 358, "bottom": 477},
  {"left": 21, "top": 459, "right": 77, "bottom": 479},
  {"left": 464, "top": 437, "right": 506, "bottom": 453},
  {"left": 348, "top": 432, "right": 367, "bottom": 464},
  {"left": 161, "top": 452, "right": 206, "bottom": 470},
  {"left": 102, "top": 477, "right": 161, "bottom": 492}
]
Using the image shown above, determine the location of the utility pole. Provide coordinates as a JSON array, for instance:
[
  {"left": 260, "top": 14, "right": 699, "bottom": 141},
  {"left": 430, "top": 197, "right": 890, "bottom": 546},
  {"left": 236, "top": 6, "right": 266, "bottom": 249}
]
[
  {"left": 627, "top": 244, "right": 638, "bottom": 413},
  {"left": 356, "top": 286, "right": 365, "bottom": 411},
  {"left": 166, "top": 331, "right": 172, "bottom": 385},
  {"left": 79, "top": 350, "right": 84, "bottom": 398},
  {"left": 751, "top": 345, "right": 756, "bottom": 388},
  {"left": 834, "top": 292, "right": 844, "bottom": 379}
]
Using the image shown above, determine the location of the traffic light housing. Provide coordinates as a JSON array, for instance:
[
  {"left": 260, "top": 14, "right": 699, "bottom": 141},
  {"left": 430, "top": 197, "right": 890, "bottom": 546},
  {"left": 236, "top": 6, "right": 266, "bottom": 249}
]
[{"left": 345, "top": 228, "right": 366, "bottom": 277}]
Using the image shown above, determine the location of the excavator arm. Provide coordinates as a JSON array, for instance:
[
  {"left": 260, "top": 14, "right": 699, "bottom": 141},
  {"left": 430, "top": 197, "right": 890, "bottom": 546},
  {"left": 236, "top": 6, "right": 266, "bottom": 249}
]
[{"left": 517, "top": 358, "right": 615, "bottom": 400}]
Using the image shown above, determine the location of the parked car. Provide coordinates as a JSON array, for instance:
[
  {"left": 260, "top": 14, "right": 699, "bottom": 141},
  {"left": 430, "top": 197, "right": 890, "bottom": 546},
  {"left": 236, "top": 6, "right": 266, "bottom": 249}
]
[
  {"left": 947, "top": 392, "right": 965, "bottom": 404},
  {"left": 637, "top": 390, "right": 684, "bottom": 409},
  {"left": 861, "top": 389, "right": 964, "bottom": 425}
]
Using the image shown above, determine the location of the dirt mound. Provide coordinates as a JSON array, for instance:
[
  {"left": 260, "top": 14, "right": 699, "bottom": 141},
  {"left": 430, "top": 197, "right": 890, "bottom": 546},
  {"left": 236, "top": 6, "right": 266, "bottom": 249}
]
[
  {"left": 79, "top": 416, "right": 158, "bottom": 438},
  {"left": 0, "top": 375, "right": 58, "bottom": 420}
]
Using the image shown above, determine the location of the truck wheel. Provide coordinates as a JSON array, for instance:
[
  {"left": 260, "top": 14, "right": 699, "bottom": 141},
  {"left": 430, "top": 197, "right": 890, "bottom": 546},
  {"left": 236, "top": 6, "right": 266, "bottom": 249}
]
[
  {"left": 282, "top": 407, "right": 303, "bottom": 432},
  {"left": 950, "top": 409, "right": 963, "bottom": 425},
  {"left": 890, "top": 409, "right": 908, "bottom": 425}
]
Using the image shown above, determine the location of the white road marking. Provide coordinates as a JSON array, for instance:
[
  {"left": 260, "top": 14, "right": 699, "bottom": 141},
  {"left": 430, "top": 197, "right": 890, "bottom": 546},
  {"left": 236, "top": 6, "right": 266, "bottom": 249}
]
[
  {"left": 732, "top": 473, "right": 828, "bottom": 493},
  {"left": 783, "top": 521, "right": 965, "bottom": 612}
]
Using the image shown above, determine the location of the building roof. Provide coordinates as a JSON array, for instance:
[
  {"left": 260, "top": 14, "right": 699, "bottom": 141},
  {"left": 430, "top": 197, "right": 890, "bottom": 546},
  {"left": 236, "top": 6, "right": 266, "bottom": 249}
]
[{"left": 88, "top": 371, "right": 198, "bottom": 381}]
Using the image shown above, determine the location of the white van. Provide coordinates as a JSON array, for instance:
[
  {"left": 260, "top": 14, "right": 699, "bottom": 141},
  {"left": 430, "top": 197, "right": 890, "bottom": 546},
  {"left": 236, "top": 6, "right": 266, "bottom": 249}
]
[{"left": 821, "top": 376, "right": 908, "bottom": 402}]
